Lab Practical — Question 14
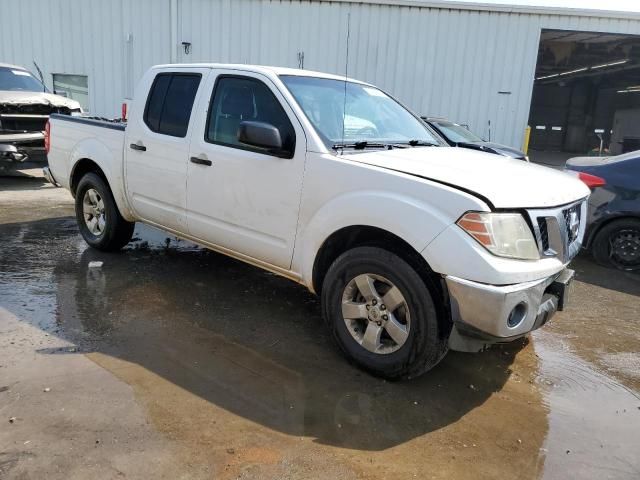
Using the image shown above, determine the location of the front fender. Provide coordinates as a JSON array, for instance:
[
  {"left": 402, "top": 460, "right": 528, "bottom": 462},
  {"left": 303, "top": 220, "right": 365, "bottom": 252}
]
[
  {"left": 69, "top": 138, "right": 135, "bottom": 221},
  {"left": 294, "top": 190, "right": 458, "bottom": 289}
]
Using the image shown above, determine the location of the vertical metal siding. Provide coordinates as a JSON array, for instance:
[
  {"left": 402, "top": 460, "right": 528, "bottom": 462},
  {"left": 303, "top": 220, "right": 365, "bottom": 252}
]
[
  {"left": 1, "top": 0, "right": 638, "bottom": 145},
  {"left": 0, "top": 0, "right": 170, "bottom": 117}
]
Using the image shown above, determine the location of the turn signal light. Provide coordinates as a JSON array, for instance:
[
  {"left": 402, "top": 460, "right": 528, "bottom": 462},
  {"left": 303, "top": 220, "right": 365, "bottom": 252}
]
[
  {"left": 457, "top": 212, "right": 494, "bottom": 247},
  {"left": 577, "top": 172, "right": 606, "bottom": 189}
]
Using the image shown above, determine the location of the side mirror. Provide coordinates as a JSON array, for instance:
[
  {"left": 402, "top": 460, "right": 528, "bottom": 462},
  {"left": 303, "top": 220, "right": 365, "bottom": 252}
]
[
  {"left": 54, "top": 90, "right": 68, "bottom": 98},
  {"left": 238, "top": 121, "right": 287, "bottom": 156}
]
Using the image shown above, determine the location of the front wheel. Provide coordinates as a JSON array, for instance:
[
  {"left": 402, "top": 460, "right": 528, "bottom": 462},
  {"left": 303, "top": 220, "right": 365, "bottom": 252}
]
[
  {"left": 592, "top": 218, "right": 640, "bottom": 271},
  {"left": 321, "top": 246, "right": 449, "bottom": 379},
  {"left": 75, "top": 172, "right": 135, "bottom": 251}
]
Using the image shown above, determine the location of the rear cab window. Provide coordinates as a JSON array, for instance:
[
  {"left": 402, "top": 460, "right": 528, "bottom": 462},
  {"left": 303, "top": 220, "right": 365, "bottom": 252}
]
[{"left": 144, "top": 73, "right": 201, "bottom": 137}]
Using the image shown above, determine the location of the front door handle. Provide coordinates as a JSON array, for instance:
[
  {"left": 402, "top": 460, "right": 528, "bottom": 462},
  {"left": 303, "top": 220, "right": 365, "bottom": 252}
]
[
  {"left": 130, "top": 143, "right": 146, "bottom": 152},
  {"left": 190, "top": 156, "right": 212, "bottom": 166}
]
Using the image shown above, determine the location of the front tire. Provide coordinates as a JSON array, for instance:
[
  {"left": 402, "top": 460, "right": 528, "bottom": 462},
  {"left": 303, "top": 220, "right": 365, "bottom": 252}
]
[
  {"left": 592, "top": 218, "right": 640, "bottom": 271},
  {"left": 321, "top": 246, "right": 448, "bottom": 379},
  {"left": 75, "top": 172, "right": 134, "bottom": 251}
]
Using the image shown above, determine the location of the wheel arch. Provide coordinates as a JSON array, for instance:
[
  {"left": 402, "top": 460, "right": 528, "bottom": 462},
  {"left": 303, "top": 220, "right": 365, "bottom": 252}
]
[
  {"left": 70, "top": 158, "right": 108, "bottom": 197},
  {"left": 311, "top": 225, "right": 452, "bottom": 337},
  {"left": 67, "top": 143, "right": 135, "bottom": 222},
  {"left": 586, "top": 213, "right": 640, "bottom": 249},
  {"left": 70, "top": 158, "right": 133, "bottom": 220}
]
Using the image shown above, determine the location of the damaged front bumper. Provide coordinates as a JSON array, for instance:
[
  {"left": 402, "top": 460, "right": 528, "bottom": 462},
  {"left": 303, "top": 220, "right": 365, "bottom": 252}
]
[
  {"left": 0, "top": 131, "right": 46, "bottom": 166},
  {"left": 445, "top": 268, "right": 574, "bottom": 352}
]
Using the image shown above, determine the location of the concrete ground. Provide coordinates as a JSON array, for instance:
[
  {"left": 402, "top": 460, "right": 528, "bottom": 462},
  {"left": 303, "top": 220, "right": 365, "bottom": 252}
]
[{"left": 1, "top": 172, "right": 639, "bottom": 480}]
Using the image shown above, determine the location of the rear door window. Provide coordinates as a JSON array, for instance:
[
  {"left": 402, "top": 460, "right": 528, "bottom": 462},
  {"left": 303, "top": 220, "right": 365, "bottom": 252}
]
[{"left": 144, "top": 73, "right": 201, "bottom": 137}]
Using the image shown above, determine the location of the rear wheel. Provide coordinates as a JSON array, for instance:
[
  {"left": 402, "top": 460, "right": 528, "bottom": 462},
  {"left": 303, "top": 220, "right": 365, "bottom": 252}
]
[
  {"left": 75, "top": 172, "right": 134, "bottom": 251},
  {"left": 592, "top": 218, "right": 640, "bottom": 271},
  {"left": 321, "top": 246, "right": 448, "bottom": 379}
]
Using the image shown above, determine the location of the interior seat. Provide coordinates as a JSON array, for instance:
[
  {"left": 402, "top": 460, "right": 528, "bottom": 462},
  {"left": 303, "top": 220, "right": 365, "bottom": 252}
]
[{"left": 214, "top": 86, "right": 255, "bottom": 144}]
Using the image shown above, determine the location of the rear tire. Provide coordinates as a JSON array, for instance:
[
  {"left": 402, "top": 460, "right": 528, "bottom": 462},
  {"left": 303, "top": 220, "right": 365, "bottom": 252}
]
[
  {"left": 321, "top": 246, "right": 448, "bottom": 379},
  {"left": 75, "top": 172, "right": 134, "bottom": 251},
  {"left": 592, "top": 218, "right": 640, "bottom": 271}
]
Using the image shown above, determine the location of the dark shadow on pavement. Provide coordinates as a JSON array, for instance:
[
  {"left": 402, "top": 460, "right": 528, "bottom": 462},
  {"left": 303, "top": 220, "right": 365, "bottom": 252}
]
[
  {"left": 0, "top": 217, "right": 523, "bottom": 451},
  {"left": 571, "top": 253, "right": 640, "bottom": 297},
  {"left": 0, "top": 175, "right": 50, "bottom": 189}
]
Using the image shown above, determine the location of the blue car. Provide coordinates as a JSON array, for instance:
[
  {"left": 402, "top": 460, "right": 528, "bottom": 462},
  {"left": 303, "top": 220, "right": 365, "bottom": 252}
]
[
  {"left": 565, "top": 150, "right": 640, "bottom": 271},
  {"left": 421, "top": 117, "right": 529, "bottom": 161}
]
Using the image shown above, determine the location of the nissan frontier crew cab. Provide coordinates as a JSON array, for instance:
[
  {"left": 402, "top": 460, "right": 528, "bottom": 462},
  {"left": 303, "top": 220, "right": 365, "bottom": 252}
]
[{"left": 45, "top": 64, "right": 590, "bottom": 379}]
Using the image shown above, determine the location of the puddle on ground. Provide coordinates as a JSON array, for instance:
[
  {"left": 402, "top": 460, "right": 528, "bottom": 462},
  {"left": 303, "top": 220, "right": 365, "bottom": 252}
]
[
  {"left": 1, "top": 215, "right": 639, "bottom": 478},
  {"left": 0, "top": 219, "right": 532, "bottom": 447},
  {"left": 533, "top": 330, "right": 640, "bottom": 479}
]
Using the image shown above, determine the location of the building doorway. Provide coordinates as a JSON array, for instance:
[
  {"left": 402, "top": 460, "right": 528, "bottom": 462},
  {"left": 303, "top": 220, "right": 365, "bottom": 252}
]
[{"left": 528, "top": 29, "right": 640, "bottom": 166}]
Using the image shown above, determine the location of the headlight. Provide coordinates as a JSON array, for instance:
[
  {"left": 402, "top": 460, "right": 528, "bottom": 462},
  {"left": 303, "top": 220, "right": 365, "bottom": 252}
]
[{"left": 457, "top": 212, "right": 539, "bottom": 260}]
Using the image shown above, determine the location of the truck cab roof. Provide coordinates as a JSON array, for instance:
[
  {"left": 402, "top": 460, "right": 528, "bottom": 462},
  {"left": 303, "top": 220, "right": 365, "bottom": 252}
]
[{"left": 150, "top": 63, "right": 370, "bottom": 85}]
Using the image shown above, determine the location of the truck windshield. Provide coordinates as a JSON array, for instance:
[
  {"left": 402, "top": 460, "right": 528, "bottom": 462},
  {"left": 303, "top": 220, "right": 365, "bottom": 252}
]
[
  {"left": 0, "top": 67, "right": 46, "bottom": 92},
  {"left": 433, "top": 121, "right": 484, "bottom": 143},
  {"left": 280, "top": 75, "right": 439, "bottom": 149}
]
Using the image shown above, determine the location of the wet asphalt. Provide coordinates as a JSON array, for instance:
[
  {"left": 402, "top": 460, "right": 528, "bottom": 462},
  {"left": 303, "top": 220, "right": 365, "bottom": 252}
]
[{"left": 1, "top": 175, "right": 639, "bottom": 479}]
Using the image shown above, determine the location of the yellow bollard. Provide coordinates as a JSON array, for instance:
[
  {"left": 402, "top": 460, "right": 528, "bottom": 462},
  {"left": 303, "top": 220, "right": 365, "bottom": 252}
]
[{"left": 522, "top": 126, "right": 531, "bottom": 154}]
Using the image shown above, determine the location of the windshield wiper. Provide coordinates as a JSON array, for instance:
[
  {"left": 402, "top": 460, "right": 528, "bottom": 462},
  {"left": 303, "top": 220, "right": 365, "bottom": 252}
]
[
  {"left": 332, "top": 140, "right": 438, "bottom": 151},
  {"left": 408, "top": 139, "right": 438, "bottom": 147},
  {"left": 386, "top": 140, "right": 439, "bottom": 149},
  {"left": 332, "top": 141, "right": 389, "bottom": 150}
]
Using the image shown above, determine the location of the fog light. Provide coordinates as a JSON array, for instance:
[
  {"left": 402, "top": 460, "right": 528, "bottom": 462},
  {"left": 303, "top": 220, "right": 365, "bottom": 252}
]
[{"left": 507, "top": 302, "right": 527, "bottom": 328}]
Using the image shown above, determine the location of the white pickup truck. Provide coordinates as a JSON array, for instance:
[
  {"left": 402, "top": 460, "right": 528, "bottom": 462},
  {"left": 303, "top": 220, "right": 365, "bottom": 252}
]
[{"left": 45, "top": 63, "right": 589, "bottom": 379}]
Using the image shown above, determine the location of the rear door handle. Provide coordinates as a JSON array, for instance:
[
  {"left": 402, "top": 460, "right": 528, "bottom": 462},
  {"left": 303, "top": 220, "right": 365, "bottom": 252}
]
[
  {"left": 130, "top": 143, "right": 146, "bottom": 152},
  {"left": 190, "top": 156, "right": 212, "bottom": 166}
]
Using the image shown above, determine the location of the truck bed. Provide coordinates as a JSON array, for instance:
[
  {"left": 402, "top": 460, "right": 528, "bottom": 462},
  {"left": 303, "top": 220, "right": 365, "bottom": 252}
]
[
  {"left": 49, "top": 113, "right": 126, "bottom": 131},
  {"left": 47, "top": 114, "right": 126, "bottom": 192}
]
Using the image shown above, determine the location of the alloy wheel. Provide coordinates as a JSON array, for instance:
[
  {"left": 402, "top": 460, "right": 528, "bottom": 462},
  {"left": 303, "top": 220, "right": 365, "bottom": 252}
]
[
  {"left": 609, "top": 228, "right": 640, "bottom": 270},
  {"left": 82, "top": 188, "right": 106, "bottom": 236},
  {"left": 341, "top": 273, "right": 411, "bottom": 354}
]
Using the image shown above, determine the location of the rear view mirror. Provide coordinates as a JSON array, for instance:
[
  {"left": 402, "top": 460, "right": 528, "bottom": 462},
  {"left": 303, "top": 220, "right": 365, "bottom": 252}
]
[{"left": 238, "top": 121, "right": 287, "bottom": 156}]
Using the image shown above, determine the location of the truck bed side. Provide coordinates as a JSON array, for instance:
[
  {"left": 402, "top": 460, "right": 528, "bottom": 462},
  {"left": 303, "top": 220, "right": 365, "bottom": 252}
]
[{"left": 47, "top": 114, "right": 134, "bottom": 221}]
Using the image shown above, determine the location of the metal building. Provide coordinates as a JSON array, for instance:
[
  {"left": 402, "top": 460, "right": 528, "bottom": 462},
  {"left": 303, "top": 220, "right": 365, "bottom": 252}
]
[{"left": 1, "top": 0, "right": 639, "bottom": 153}]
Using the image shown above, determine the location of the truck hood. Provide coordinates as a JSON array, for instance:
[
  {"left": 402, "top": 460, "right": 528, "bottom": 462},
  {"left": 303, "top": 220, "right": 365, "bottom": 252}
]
[
  {"left": 0, "top": 91, "right": 81, "bottom": 110},
  {"left": 350, "top": 146, "right": 590, "bottom": 209}
]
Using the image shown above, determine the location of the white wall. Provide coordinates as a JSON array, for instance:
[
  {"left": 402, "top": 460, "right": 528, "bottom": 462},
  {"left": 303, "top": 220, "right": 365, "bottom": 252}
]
[
  {"left": 1, "top": 0, "right": 638, "bottom": 147},
  {"left": 0, "top": 0, "right": 171, "bottom": 116}
]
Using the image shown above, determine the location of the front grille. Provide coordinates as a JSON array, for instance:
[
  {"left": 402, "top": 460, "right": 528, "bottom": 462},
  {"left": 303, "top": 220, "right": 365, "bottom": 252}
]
[
  {"left": 1, "top": 117, "right": 48, "bottom": 132},
  {"left": 562, "top": 204, "right": 581, "bottom": 244},
  {"left": 12, "top": 138, "right": 43, "bottom": 148},
  {"left": 527, "top": 199, "right": 586, "bottom": 263},
  {"left": 537, "top": 218, "right": 549, "bottom": 251},
  {"left": 0, "top": 105, "right": 73, "bottom": 115},
  {"left": 0, "top": 105, "right": 74, "bottom": 133}
]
